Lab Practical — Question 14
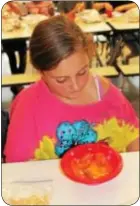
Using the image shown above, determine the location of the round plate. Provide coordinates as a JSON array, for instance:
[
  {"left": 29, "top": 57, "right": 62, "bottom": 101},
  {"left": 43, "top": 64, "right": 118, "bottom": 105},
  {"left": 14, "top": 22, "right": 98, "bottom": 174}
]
[{"left": 61, "top": 143, "right": 123, "bottom": 185}]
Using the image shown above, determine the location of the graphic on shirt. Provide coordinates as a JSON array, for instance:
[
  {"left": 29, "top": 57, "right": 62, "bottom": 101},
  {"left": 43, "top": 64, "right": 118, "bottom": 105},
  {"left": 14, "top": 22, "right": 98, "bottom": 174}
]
[
  {"left": 34, "top": 136, "right": 58, "bottom": 160},
  {"left": 55, "top": 120, "right": 97, "bottom": 156},
  {"left": 34, "top": 118, "right": 138, "bottom": 160},
  {"left": 94, "top": 118, "right": 139, "bottom": 152}
]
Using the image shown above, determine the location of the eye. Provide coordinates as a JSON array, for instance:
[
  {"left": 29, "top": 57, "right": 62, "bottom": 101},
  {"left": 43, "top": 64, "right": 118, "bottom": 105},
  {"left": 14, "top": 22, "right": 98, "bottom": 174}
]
[
  {"left": 56, "top": 78, "right": 67, "bottom": 84},
  {"left": 77, "top": 69, "right": 87, "bottom": 76}
]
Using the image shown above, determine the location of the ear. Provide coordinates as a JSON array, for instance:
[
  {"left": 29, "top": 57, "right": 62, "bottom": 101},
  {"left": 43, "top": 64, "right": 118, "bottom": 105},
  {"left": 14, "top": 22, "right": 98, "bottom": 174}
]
[
  {"left": 40, "top": 70, "right": 47, "bottom": 77},
  {"left": 39, "top": 70, "right": 44, "bottom": 75}
]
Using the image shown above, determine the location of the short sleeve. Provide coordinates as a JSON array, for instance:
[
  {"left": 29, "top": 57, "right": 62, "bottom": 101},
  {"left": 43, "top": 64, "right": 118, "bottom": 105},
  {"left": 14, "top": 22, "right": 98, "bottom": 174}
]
[
  {"left": 116, "top": 88, "right": 139, "bottom": 150},
  {"left": 4, "top": 90, "right": 38, "bottom": 163},
  {"left": 120, "top": 93, "right": 139, "bottom": 128},
  {"left": 101, "top": 84, "right": 139, "bottom": 152}
]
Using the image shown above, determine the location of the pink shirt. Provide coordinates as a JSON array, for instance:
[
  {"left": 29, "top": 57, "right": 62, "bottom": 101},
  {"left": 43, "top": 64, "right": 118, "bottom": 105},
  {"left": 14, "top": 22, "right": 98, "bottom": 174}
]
[{"left": 5, "top": 79, "right": 139, "bottom": 162}]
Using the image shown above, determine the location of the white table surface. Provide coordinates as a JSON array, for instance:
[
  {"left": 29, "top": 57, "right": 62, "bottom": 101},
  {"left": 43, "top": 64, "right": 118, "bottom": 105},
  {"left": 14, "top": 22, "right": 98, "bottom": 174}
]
[
  {"left": 2, "top": 152, "right": 139, "bottom": 205},
  {"left": 2, "top": 28, "right": 31, "bottom": 40},
  {"left": 106, "top": 11, "right": 139, "bottom": 31},
  {"left": 2, "top": 13, "right": 60, "bottom": 40},
  {"left": 107, "top": 20, "right": 139, "bottom": 31},
  {"left": 75, "top": 17, "right": 111, "bottom": 33}
]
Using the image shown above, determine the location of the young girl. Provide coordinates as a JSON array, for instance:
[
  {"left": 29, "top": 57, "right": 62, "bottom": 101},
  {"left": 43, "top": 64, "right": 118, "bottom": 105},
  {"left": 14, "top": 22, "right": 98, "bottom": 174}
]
[{"left": 4, "top": 15, "right": 139, "bottom": 163}]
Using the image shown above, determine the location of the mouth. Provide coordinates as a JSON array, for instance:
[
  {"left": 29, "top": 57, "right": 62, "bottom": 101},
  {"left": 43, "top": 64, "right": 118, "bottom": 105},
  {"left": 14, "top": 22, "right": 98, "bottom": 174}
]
[
  {"left": 71, "top": 91, "right": 80, "bottom": 94},
  {"left": 70, "top": 91, "right": 81, "bottom": 96},
  {"left": 67, "top": 92, "right": 81, "bottom": 100}
]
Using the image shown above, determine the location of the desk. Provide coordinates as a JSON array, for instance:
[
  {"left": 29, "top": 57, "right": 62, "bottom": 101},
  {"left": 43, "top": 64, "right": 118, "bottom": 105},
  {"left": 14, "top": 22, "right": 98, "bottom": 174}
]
[
  {"left": 92, "top": 66, "right": 118, "bottom": 77},
  {"left": 2, "top": 66, "right": 118, "bottom": 87},
  {"left": 118, "top": 64, "right": 139, "bottom": 75},
  {"left": 2, "top": 73, "right": 40, "bottom": 87},
  {"left": 2, "top": 27, "right": 31, "bottom": 41},
  {"left": 75, "top": 17, "right": 112, "bottom": 34},
  {"left": 108, "top": 19, "right": 139, "bottom": 31},
  {"left": 2, "top": 152, "right": 139, "bottom": 205}
]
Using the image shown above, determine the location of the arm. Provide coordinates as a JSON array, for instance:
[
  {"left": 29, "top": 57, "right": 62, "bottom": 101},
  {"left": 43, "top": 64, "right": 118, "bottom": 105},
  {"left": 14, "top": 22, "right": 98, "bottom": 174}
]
[
  {"left": 8, "top": 2, "right": 28, "bottom": 16},
  {"left": 98, "top": 81, "right": 139, "bottom": 152},
  {"left": 120, "top": 94, "right": 139, "bottom": 152},
  {"left": 127, "top": 138, "right": 139, "bottom": 152},
  {"left": 4, "top": 91, "right": 37, "bottom": 163},
  {"left": 65, "top": 2, "right": 85, "bottom": 20},
  {"left": 26, "top": 2, "right": 39, "bottom": 14},
  {"left": 114, "top": 3, "right": 137, "bottom": 12},
  {"left": 93, "top": 2, "right": 113, "bottom": 12}
]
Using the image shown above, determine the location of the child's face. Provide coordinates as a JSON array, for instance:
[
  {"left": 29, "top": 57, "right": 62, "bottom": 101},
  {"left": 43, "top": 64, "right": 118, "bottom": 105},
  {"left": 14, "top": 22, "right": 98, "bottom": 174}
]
[{"left": 42, "top": 49, "right": 91, "bottom": 100}]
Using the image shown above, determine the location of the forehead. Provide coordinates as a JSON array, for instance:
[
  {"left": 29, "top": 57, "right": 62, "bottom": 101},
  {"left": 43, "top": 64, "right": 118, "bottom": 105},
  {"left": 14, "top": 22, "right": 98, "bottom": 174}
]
[{"left": 47, "top": 49, "right": 89, "bottom": 77}]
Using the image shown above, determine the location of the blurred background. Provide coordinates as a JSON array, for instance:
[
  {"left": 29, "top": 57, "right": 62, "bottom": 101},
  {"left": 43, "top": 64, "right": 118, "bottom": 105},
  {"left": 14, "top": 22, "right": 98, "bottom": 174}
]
[{"left": 2, "top": 1, "right": 139, "bottom": 117}]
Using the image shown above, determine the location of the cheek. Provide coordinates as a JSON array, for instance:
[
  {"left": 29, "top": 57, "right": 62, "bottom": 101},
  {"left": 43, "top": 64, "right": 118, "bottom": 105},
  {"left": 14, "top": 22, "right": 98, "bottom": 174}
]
[
  {"left": 57, "top": 85, "right": 68, "bottom": 94},
  {"left": 77, "top": 73, "right": 89, "bottom": 88},
  {"left": 49, "top": 81, "right": 68, "bottom": 94},
  {"left": 42, "top": 76, "right": 68, "bottom": 96}
]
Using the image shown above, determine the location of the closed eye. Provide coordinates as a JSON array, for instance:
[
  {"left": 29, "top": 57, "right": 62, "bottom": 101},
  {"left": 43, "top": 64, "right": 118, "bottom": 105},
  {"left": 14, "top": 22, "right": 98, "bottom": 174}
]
[
  {"left": 77, "top": 65, "right": 89, "bottom": 76},
  {"left": 77, "top": 69, "right": 87, "bottom": 76},
  {"left": 56, "top": 78, "right": 67, "bottom": 84}
]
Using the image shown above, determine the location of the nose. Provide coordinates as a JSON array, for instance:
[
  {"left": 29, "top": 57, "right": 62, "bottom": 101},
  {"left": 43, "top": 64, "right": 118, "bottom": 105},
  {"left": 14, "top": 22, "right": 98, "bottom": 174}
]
[{"left": 70, "top": 78, "right": 80, "bottom": 92}]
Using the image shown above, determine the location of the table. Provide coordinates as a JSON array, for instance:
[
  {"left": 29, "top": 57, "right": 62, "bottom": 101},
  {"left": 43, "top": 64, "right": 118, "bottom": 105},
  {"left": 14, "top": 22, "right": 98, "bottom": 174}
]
[
  {"left": 2, "top": 27, "right": 31, "bottom": 41},
  {"left": 108, "top": 20, "right": 139, "bottom": 31},
  {"left": 105, "top": 15, "right": 139, "bottom": 66},
  {"left": 2, "top": 66, "right": 118, "bottom": 87},
  {"left": 2, "top": 152, "right": 139, "bottom": 205},
  {"left": 2, "top": 20, "right": 112, "bottom": 41},
  {"left": 2, "top": 13, "right": 59, "bottom": 41},
  {"left": 118, "top": 64, "right": 139, "bottom": 75},
  {"left": 91, "top": 66, "right": 118, "bottom": 77},
  {"left": 75, "top": 17, "right": 112, "bottom": 34},
  {"left": 2, "top": 73, "right": 40, "bottom": 87}
]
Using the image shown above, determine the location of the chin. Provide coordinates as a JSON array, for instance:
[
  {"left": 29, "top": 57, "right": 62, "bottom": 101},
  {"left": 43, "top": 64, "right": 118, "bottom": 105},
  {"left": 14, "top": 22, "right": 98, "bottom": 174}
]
[{"left": 67, "top": 92, "right": 81, "bottom": 99}]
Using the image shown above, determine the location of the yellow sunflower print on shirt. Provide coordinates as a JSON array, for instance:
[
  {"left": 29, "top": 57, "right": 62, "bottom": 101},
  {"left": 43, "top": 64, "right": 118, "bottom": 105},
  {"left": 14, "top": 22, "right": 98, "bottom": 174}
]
[
  {"left": 93, "top": 118, "right": 139, "bottom": 152},
  {"left": 34, "top": 136, "right": 58, "bottom": 160}
]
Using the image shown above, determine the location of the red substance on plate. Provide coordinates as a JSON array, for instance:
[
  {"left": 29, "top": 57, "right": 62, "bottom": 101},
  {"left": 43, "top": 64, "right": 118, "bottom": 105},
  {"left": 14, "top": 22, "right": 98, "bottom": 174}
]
[
  {"left": 61, "top": 143, "right": 123, "bottom": 185},
  {"left": 106, "top": 9, "right": 113, "bottom": 18}
]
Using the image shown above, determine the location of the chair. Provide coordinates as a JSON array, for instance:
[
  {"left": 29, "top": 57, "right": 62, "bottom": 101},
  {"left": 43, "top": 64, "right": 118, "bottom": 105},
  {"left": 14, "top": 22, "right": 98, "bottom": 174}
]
[{"left": 1, "top": 110, "right": 9, "bottom": 160}]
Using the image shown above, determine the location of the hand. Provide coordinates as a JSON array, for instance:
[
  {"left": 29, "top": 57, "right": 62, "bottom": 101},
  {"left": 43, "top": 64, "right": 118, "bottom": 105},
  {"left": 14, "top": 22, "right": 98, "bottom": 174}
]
[
  {"left": 127, "top": 138, "right": 140, "bottom": 152},
  {"left": 8, "top": 2, "right": 28, "bottom": 16}
]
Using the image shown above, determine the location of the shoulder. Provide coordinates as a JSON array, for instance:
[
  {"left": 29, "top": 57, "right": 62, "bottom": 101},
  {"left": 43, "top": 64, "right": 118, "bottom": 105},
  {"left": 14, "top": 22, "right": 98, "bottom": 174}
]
[
  {"left": 10, "top": 80, "right": 42, "bottom": 116},
  {"left": 14, "top": 81, "right": 39, "bottom": 102},
  {"left": 99, "top": 76, "right": 126, "bottom": 101},
  {"left": 98, "top": 76, "right": 110, "bottom": 95}
]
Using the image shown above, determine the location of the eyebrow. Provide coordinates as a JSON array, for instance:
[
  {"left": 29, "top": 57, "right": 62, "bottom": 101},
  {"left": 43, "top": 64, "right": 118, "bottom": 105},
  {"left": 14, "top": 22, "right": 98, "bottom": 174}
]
[{"left": 52, "top": 64, "right": 89, "bottom": 79}]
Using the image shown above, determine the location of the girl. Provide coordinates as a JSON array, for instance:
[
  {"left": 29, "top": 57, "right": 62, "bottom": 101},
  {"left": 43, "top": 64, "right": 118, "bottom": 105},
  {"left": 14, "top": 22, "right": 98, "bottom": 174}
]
[{"left": 4, "top": 15, "right": 139, "bottom": 163}]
